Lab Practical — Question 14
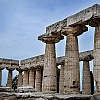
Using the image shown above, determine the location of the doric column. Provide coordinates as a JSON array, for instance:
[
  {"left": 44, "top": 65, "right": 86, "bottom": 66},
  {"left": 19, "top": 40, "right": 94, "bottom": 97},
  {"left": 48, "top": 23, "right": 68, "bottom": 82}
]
[
  {"left": 16, "top": 67, "right": 23, "bottom": 87},
  {"left": 0, "top": 63, "right": 4, "bottom": 86},
  {"left": 94, "top": 25, "right": 100, "bottom": 93},
  {"left": 29, "top": 68, "right": 35, "bottom": 88},
  {"left": 35, "top": 67, "right": 41, "bottom": 92},
  {"left": 38, "top": 34, "right": 64, "bottom": 93},
  {"left": 59, "top": 65, "right": 64, "bottom": 94},
  {"left": 82, "top": 60, "right": 91, "bottom": 95},
  {"left": 6, "top": 69, "right": 13, "bottom": 87},
  {"left": 61, "top": 25, "right": 88, "bottom": 94},
  {"left": 23, "top": 68, "right": 29, "bottom": 86},
  {"left": 0, "top": 70, "right": 2, "bottom": 86},
  {"left": 18, "top": 70, "right": 23, "bottom": 87}
]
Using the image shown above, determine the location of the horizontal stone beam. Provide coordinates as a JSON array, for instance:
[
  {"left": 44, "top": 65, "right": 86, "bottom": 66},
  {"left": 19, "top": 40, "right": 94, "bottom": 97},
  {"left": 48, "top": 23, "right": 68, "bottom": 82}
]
[
  {"left": 46, "top": 4, "right": 100, "bottom": 34},
  {"left": 0, "top": 58, "right": 19, "bottom": 70},
  {"left": 21, "top": 54, "right": 44, "bottom": 64},
  {"left": 67, "top": 4, "right": 100, "bottom": 26},
  {"left": 0, "top": 58, "right": 19, "bottom": 65},
  {"left": 20, "top": 50, "right": 94, "bottom": 68}
]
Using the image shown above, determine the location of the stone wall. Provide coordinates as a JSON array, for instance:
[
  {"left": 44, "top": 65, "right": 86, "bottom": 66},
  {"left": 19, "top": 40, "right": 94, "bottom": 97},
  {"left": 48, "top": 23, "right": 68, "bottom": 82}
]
[{"left": 0, "top": 92, "right": 92, "bottom": 100}]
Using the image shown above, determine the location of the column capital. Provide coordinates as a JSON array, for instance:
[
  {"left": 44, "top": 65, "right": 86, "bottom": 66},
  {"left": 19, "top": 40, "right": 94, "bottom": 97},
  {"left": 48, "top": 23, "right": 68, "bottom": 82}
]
[
  {"left": 61, "top": 25, "right": 88, "bottom": 36},
  {"left": 88, "top": 18, "right": 100, "bottom": 27},
  {"left": 38, "top": 33, "right": 64, "bottom": 43},
  {"left": 80, "top": 55, "right": 93, "bottom": 61},
  {"left": 6, "top": 67, "right": 15, "bottom": 71},
  {"left": 28, "top": 67, "right": 35, "bottom": 70},
  {"left": 16, "top": 67, "right": 23, "bottom": 72},
  {"left": 0, "top": 63, "right": 5, "bottom": 70}
]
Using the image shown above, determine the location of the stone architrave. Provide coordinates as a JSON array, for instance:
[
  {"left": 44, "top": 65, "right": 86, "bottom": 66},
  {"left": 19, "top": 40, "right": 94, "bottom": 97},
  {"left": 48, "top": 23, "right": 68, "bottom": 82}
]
[
  {"left": 38, "top": 34, "right": 64, "bottom": 93},
  {"left": 23, "top": 68, "right": 29, "bottom": 86},
  {"left": 35, "top": 67, "right": 41, "bottom": 92},
  {"left": 59, "top": 65, "right": 64, "bottom": 94},
  {"left": 29, "top": 68, "right": 35, "bottom": 88},
  {"left": 94, "top": 25, "right": 100, "bottom": 93},
  {"left": 61, "top": 25, "right": 88, "bottom": 94},
  {"left": 82, "top": 61, "right": 91, "bottom": 95}
]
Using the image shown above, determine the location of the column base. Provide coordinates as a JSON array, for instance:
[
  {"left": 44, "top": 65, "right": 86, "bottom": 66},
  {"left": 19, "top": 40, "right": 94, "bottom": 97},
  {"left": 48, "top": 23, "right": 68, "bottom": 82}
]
[
  {"left": 0, "top": 86, "right": 14, "bottom": 92},
  {"left": 16, "top": 86, "right": 35, "bottom": 93},
  {"left": 90, "top": 93, "right": 100, "bottom": 100}
]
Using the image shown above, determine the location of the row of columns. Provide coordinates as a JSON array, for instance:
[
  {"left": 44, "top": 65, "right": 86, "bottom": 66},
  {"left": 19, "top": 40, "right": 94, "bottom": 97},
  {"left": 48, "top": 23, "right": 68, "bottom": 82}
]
[
  {"left": 0, "top": 68, "right": 15, "bottom": 87},
  {"left": 0, "top": 59, "right": 93, "bottom": 94},
  {"left": 17, "top": 67, "right": 42, "bottom": 92},
  {"left": 59, "top": 60, "right": 92, "bottom": 95},
  {"left": 39, "top": 25, "right": 88, "bottom": 94},
  {"left": 39, "top": 24, "right": 100, "bottom": 94}
]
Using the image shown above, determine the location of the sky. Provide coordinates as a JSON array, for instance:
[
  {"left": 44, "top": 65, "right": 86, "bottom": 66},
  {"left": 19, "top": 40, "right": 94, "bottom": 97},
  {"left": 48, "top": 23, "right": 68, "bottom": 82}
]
[{"left": 0, "top": 0, "right": 100, "bottom": 89}]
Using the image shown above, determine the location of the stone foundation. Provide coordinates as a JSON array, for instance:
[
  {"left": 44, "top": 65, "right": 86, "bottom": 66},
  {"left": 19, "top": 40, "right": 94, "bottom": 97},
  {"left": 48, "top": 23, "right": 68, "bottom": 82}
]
[
  {"left": 0, "top": 92, "right": 92, "bottom": 100},
  {"left": 16, "top": 86, "right": 35, "bottom": 93},
  {"left": 0, "top": 87, "right": 14, "bottom": 92}
]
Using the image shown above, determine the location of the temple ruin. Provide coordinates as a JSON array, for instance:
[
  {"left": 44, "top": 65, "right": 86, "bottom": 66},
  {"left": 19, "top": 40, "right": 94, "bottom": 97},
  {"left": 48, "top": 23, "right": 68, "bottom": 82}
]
[{"left": 0, "top": 4, "right": 100, "bottom": 100}]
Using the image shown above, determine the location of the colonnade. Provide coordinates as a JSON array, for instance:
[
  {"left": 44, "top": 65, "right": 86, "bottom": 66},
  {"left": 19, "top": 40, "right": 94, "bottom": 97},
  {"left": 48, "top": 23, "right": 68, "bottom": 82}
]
[
  {"left": 17, "top": 66, "right": 43, "bottom": 92},
  {"left": 0, "top": 52, "right": 94, "bottom": 94},
  {"left": 37, "top": 4, "right": 100, "bottom": 95},
  {"left": 0, "top": 4, "right": 100, "bottom": 95},
  {"left": 0, "top": 59, "right": 19, "bottom": 88}
]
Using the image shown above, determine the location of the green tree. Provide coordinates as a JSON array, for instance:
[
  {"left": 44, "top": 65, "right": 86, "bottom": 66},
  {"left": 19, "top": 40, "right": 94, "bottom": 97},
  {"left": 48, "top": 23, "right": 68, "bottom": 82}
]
[{"left": 12, "top": 75, "right": 18, "bottom": 90}]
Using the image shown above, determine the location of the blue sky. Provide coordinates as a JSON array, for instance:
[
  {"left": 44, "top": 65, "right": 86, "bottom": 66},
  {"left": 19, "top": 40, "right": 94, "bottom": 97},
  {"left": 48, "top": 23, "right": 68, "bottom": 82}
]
[{"left": 0, "top": 0, "right": 100, "bottom": 88}]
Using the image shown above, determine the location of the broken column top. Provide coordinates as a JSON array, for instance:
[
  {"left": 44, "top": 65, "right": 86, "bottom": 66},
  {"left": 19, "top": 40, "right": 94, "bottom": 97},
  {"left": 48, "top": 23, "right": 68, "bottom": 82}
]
[
  {"left": 46, "top": 4, "right": 100, "bottom": 34},
  {"left": 38, "top": 33, "right": 64, "bottom": 43}
]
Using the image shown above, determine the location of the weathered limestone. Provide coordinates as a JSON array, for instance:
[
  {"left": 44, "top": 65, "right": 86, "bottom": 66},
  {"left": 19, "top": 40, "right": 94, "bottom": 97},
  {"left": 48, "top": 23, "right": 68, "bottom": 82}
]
[
  {"left": 59, "top": 65, "right": 64, "bottom": 94},
  {"left": 21, "top": 50, "right": 94, "bottom": 68},
  {"left": 46, "top": 4, "right": 100, "bottom": 34},
  {"left": 23, "top": 68, "right": 29, "bottom": 86},
  {"left": 61, "top": 25, "right": 88, "bottom": 94},
  {"left": 35, "top": 67, "right": 41, "bottom": 92},
  {"left": 6, "top": 69, "right": 13, "bottom": 87},
  {"left": 94, "top": 25, "right": 100, "bottom": 93},
  {"left": 29, "top": 68, "right": 35, "bottom": 88},
  {"left": 17, "top": 69, "right": 23, "bottom": 87},
  {"left": 38, "top": 34, "right": 64, "bottom": 93},
  {"left": 0, "top": 92, "right": 92, "bottom": 100},
  {"left": 0, "top": 70, "right": 1, "bottom": 86},
  {"left": 82, "top": 61, "right": 91, "bottom": 95}
]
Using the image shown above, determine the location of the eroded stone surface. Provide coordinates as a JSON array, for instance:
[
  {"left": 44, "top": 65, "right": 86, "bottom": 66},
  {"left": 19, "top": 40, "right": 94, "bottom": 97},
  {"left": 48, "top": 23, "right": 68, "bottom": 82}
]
[
  {"left": 20, "top": 50, "right": 94, "bottom": 68},
  {"left": 46, "top": 4, "right": 100, "bottom": 35},
  {"left": 94, "top": 25, "right": 100, "bottom": 93},
  {"left": 82, "top": 61, "right": 91, "bottom": 95},
  {"left": 0, "top": 92, "right": 92, "bottom": 100}
]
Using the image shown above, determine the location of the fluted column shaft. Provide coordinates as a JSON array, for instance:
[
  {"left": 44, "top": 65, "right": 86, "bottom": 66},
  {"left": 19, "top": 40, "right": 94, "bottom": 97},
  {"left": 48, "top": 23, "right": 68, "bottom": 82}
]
[
  {"left": 94, "top": 25, "right": 100, "bottom": 93},
  {"left": 29, "top": 68, "right": 35, "bottom": 88},
  {"left": 59, "top": 65, "right": 64, "bottom": 94},
  {"left": 42, "top": 43, "right": 57, "bottom": 93},
  {"left": 82, "top": 61, "right": 91, "bottom": 95},
  {"left": 35, "top": 68, "right": 41, "bottom": 92},
  {"left": 64, "top": 34, "right": 80, "bottom": 94},
  {"left": 23, "top": 70, "right": 28, "bottom": 86},
  {"left": 61, "top": 25, "right": 88, "bottom": 94},
  {"left": 0, "top": 70, "right": 2, "bottom": 86},
  {"left": 38, "top": 34, "right": 64, "bottom": 93},
  {"left": 7, "top": 70, "right": 12, "bottom": 87},
  {"left": 18, "top": 70, "right": 23, "bottom": 87}
]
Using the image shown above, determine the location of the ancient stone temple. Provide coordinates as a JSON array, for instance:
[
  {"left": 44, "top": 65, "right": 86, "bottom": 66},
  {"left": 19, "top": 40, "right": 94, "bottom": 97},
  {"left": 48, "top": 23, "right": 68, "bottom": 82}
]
[{"left": 0, "top": 4, "right": 100, "bottom": 100}]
